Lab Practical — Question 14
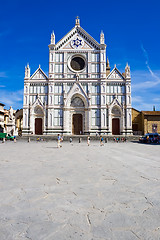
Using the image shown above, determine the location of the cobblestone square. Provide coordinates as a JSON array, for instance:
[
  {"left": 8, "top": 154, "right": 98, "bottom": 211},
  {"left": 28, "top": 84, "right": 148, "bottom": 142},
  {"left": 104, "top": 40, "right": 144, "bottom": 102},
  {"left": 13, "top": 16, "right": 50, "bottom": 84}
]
[{"left": 0, "top": 140, "right": 160, "bottom": 240}]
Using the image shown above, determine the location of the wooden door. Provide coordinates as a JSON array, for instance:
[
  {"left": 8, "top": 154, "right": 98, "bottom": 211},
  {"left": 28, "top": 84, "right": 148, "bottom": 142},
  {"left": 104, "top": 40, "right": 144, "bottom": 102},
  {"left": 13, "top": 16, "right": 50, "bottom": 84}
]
[
  {"left": 72, "top": 114, "right": 82, "bottom": 135},
  {"left": 112, "top": 118, "right": 120, "bottom": 135},
  {"left": 35, "top": 118, "right": 43, "bottom": 135}
]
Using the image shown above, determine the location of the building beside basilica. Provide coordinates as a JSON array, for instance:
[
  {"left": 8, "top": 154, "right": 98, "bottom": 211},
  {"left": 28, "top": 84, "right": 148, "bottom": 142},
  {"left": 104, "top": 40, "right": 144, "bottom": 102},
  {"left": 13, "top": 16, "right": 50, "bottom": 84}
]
[{"left": 23, "top": 18, "right": 132, "bottom": 135}]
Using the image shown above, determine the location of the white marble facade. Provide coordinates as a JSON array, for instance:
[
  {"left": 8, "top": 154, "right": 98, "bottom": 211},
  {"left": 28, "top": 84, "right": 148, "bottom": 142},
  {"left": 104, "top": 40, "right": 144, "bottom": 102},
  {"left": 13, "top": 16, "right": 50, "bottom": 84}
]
[{"left": 23, "top": 18, "right": 132, "bottom": 135}]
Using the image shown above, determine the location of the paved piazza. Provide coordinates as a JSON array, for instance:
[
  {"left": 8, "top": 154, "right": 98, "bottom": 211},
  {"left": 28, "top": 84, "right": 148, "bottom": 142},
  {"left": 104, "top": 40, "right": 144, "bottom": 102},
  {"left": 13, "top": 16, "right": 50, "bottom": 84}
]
[{"left": 0, "top": 140, "right": 160, "bottom": 240}]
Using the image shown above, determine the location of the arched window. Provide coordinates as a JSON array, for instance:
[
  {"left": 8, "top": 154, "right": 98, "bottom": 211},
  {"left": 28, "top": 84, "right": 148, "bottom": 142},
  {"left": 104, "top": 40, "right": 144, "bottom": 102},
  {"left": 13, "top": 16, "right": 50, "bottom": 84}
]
[
  {"left": 51, "top": 64, "right": 53, "bottom": 72},
  {"left": 103, "top": 96, "right": 105, "bottom": 104},
  {"left": 128, "top": 96, "right": 131, "bottom": 104},
  {"left": 128, "top": 85, "right": 130, "bottom": 92},
  {"left": 25, "top": 113, "right": 27, "bottom": 126},
  {"left": 50, "top": 96, "right": 52, "bottom": 104},
  {"left": 50, "top": 113, "right": 52, "bottom": 126},
  {"left": 103, "top": 113, "right": 105, "bottom": 126},
  {"left": 129, "top": 113, "right": 131, "bottom": 126}
]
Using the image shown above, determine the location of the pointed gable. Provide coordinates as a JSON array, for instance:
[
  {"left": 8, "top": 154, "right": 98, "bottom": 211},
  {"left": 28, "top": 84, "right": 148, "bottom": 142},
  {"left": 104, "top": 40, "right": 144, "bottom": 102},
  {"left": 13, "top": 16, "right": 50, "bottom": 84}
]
[
  {"left": 55, "top": 26, "right": 100, "bottom": 51},
  {"left": 30, "top": 95, "right": 45, "bottom": 112},
  {"left": 65, "top": 82, "right": 89, "bottom": 107},
  {"left": 61, "top": 33, "right": 94, "bottom": 50},
  {"left": 107, "top": 67, "right": 125, "bottom": 81},
  {"left": 30, "top": 67, "right": 48, "bottom": 80},
  {"left": 110, "top": 97, "right": 122, "bottom": 108}
]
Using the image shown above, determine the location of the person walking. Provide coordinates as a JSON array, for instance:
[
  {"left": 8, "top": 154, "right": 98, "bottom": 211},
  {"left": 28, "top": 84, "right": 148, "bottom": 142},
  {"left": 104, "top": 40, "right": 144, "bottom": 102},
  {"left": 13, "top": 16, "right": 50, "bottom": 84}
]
[
  {"left": 87, "top": 136, "right": 90, "bottom": 146},
  {"left": 100, "top": 136, "right": 104, "bottom": 146},
  {"left": 57, "top": 134, "right": 62, "bottom": 148}
]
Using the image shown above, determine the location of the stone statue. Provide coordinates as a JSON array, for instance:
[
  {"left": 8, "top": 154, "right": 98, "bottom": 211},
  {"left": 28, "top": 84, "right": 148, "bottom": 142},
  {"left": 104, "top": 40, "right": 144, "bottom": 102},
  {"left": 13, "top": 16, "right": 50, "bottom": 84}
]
[
  {"left": 9, "top": 106, "right": 14, "bottom": 121},
  {"left": 51, "top": 31, "right": 55, "bottom": 44}
]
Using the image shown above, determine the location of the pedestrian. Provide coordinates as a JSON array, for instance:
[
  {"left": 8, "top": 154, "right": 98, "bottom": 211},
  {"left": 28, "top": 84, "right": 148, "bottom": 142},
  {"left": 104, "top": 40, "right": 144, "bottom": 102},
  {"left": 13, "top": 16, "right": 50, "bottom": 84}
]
[
  {"left": 100, "top": 136, "right": 104, "bottom": 146},
  {"left": 70, "top": 137, "right": 72, "bottom": 143},
  {"left": 57, "top": 134, "right": 62, "bottom": 148},
  {"left": 14, "top": 136, "right": 16, "bottom": 143},
  {"left": 87, "top": 136, "right": 90, "bottom": 146}
]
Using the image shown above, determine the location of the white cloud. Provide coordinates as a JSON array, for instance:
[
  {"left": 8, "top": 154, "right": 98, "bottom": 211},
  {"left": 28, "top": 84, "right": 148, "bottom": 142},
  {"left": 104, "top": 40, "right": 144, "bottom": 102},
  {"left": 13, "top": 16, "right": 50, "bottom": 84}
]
[
  {"left": 132, "top": 96, "right": 143, "bottom": 103},
  {"left": 0, "top": 89, "right": 23, "bottom": 109},
  {"left": 131, "top": 45, "right": 160, "bottom": 91},
  {"left": 132, "top": 94, "right": 158, "bottom": 111},
  {"left": 153, "top": 97, "right": 160, "bottom": 102}
]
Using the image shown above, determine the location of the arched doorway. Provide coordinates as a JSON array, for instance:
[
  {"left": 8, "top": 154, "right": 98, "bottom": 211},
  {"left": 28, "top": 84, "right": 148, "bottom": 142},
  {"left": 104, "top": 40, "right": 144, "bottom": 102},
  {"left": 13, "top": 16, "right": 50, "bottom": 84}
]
[
  {"left": 34, "top": 106, "right": 44, "bottom": 135},
  {"left": 71, "top": 96, "right": 84, "bottom": 135},
  {"left": 72, "top": 114, "right": 83, "bottom": 135},
  {"left": 35, "top": 118, "right": 42, "bottom": 135},
  {"left": 112, "top": 106, "right": 121, "bottom": 135}
]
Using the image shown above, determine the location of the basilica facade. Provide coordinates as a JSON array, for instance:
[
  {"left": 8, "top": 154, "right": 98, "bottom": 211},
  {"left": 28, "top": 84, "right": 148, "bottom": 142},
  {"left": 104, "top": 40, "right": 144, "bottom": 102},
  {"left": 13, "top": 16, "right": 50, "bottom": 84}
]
[{"left": 23, "top": 18, "right": 132, "bottom": 135}]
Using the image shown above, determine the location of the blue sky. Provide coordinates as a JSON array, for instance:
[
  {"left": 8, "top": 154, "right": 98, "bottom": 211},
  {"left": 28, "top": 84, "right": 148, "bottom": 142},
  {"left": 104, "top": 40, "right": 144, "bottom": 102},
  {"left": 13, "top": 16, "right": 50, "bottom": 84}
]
[{"left": 0, "top": 0, "right": 160, "bottom": 111}]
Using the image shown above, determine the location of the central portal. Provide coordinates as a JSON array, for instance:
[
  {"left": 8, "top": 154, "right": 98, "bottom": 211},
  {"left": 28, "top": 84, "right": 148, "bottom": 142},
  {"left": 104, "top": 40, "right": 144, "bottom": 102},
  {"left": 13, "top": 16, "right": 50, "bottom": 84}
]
[
  {"left": 112, "top": 118, "right": 120, "bottom": 135},
  {"left": 72, "top": 114, "right": 83, "bottom": 135}
]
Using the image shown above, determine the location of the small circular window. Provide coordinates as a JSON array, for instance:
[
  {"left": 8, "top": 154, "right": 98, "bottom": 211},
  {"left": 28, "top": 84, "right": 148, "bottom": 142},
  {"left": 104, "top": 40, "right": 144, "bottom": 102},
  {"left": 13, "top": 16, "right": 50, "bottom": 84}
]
[{"left": 70, "top": 56, "right": 85, "bottom": 71}]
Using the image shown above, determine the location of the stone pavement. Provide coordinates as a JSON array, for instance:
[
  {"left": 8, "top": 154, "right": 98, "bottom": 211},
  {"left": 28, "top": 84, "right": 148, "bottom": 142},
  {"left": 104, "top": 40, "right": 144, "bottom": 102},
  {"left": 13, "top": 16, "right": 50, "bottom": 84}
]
[{"left": 0, "top": 140, "right": 160, "bottom": 240}]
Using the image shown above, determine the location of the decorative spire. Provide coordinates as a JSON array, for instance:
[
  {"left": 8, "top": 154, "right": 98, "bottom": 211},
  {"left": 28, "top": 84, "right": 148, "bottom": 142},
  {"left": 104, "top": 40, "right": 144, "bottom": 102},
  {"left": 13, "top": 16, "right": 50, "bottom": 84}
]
[
  {"left": 25, "top": 63, "right": 30, "bottom": 78},
  {"left": 51, "top": 31, "right": 55, "bottom": 44},
  {"left": 100, "top": 31, "right": 105, "bottom": 44},
  {"left": 125, "top": 62, "right": 130, "bottom": 78},
  {"left": 106, "top": 57, "right": 111, "bottom": 76},
  {"left": 75, "top": 16, "right": 80, "bottom": 26},
  {"left": 106, "top": 57, "right": 110, "bottom": 68}
]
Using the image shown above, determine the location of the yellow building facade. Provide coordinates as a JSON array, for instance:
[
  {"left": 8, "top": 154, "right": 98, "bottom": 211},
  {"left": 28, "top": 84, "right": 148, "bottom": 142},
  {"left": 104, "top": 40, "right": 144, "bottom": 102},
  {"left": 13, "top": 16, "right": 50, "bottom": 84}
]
[{"left": 132, "top": 108, "right": 160, "bottom": 135}]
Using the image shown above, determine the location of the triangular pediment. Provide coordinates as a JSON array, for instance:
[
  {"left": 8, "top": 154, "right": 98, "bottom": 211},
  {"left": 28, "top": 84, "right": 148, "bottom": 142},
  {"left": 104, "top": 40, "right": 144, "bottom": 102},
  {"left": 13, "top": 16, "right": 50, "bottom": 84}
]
[
  {"left": 65, "top": 81, "right": 89, "bottom": 107},
  {"left": 109, "top": 97, "right": 122, "bottom": 108},
  {"left": 30, "top": 67, "right": 48, "bottom": 80},
  {"left": 55, "top": 26, "right": 100, "bottom": 51},
  {"left": 61, "top": 33, "right": 94, "bottom": 50},
  {"left": 31, "top": 95, "right": 44, "bottom": 109},
  {"left": 107, "top": 67, "right": 125, "bottom": 80}
]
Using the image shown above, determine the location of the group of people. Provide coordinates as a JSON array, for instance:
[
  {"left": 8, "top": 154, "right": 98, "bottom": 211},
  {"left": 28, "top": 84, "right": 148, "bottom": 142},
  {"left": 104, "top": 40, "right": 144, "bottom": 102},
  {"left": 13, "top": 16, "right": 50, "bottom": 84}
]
[
  {"left": 87, "top": 136, "right": 104, "bottom": 146},
  {"left": 113, "top": 137, "right": 126, "bottom": 143},
  {"left": 57, "top": 134, "right": 105, "bottom": 148}
]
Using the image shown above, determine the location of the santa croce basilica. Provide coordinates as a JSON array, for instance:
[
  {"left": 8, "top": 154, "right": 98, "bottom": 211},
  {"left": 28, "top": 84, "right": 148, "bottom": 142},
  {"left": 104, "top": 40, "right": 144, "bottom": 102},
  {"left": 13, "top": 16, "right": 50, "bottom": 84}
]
[{"left": 23, "top": 17, "right": 132, "bottom": 135}]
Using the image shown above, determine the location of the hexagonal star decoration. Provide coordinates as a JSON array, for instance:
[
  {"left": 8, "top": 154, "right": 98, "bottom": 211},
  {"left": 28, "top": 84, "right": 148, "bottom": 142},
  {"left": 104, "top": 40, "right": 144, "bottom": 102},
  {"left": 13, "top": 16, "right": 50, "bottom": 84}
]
[{"left": 71, "top": 37, "right": 84, "bottom": 49}]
